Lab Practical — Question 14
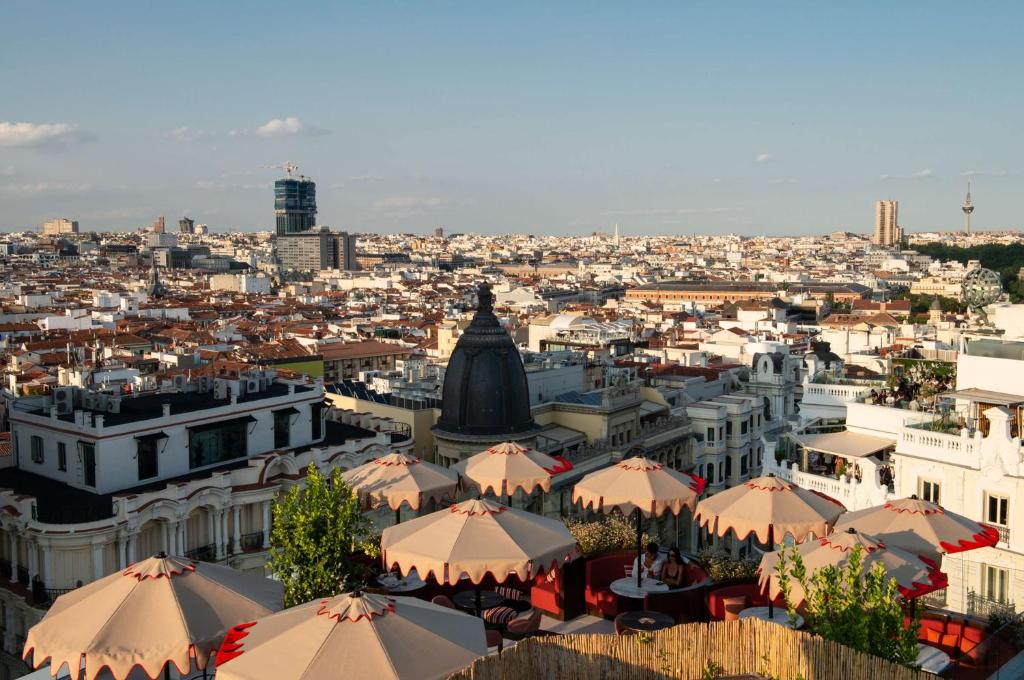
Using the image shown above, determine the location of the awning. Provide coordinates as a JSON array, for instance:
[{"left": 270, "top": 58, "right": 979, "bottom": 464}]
[
  {"left": 135, "top": 431, "right": 168, "bottom": 443},
  {"left": 274, "top": 406, "right": 300, "bottom": 415},
  {"left": 940, "top": 388, "right": 1024, "bottom": 407},
  {"left": 188, "top": 415, "right": 257, "bottom": 433},
  {"left": 790, "top": 431, "right": 895, "bottom": 459}
]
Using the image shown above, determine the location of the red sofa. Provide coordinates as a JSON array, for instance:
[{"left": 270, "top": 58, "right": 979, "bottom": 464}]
[
  {"left": 584, "top": 551, "right": 634, "bottom": 619},
  {"left": 643, "top": 562, "right": 712, "bottom": 623},
  {"left": 912, "top": 613, "right": 1015, "bottom": 671},
  {"left": 530, "top": 558, "right": 585, "bottom": 620},
  {"left": 706, "top": 582, "right": 775, "bottom": 621}
]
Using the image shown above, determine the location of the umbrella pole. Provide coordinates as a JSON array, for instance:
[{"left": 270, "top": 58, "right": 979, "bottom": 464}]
[
  {"left": 636, "top": 507, "right": 643, "bottom": 589},
  {"left": 394, "top": 507, "right": 401, "bottom": 526},
  {"left": 475, "top": 584, "right": 482, "bottom": 617},
  {"left": 767, "top": 525, "right": 775, "bottom": 619}
]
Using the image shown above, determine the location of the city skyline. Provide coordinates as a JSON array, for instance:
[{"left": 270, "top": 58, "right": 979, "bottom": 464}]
[{"left": 3, "top": 2, "right": 1022, "bottom": 235}]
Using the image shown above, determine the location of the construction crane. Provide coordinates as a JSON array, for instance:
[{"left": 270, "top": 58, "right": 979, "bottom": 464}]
[{"left": 263, "top": 162, "right": 308, "bottom": 181}]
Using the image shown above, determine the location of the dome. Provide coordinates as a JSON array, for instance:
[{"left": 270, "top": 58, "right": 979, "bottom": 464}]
[{"left": 435, "top": 282, "right": 536, "bottom": 437}]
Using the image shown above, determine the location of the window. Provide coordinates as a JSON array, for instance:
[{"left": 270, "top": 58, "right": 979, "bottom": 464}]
[
  {"left": 189, "top": 419, "right": 248, "bottom": 469},
  {"left": 726, "top": 422, "right": 733, "bottom": 436},
  {"left": 57, "top": 442, "right": 67, "bottom": 471},
  {"left": 80, "top": 442, "right": 96, "bottom": 487},
  {"left": 741, "top": 421, "right": 748, "bottom": 435},
  {"left": 137, "top": 439, "right": 159, "bottom": 480},
  {"left": 986, "top": 493, "right": 1009, "bottom": 527},
  {"left": 741, "top": 454, "right": 749, "bottom": 475},
  {"left": 706, "top": 427, "right": 715, "bottom": 442},
  {"left": 705, "top": 463, "right": 714, "bottom": 484},
  {"left": 718, "top": 427, "right": 724, "bottom": 441},
  {"left": 311, "top": 403, "right": 323, "bottom": 440},
  {"left": 984, "top": 564, "right": 1009, "bottom": 604},
  {"left": 725, "top": 456, "right": 732, "bottom": 478},
  {"left": 920, "top": 479, "right": 941, "bottom": 504},
  {"left": 274, "top": 409, "right": 292, "bottom": 449},
  {"left": 30, "top": 436, "right": 44, "bottom": 464}
]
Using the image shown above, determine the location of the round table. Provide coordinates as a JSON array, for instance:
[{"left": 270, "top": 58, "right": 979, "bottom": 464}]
[
  {"left": 916, "top": 643, "right": 951, "bottom": 675},
  {"left": 616, "top": 610, "right": 676, "bottom": 633},
  {"left": 376, "top": 568, "right": 426, "bottom": 593},
  {"left": 452, "top": 589, "right": 505, "bottom": 617},
  {"left": 738, "top": 606, "right": 804, "bottom": 629},
  {"left": 609, "top": 577, "right": 670, "bottom": 599}
]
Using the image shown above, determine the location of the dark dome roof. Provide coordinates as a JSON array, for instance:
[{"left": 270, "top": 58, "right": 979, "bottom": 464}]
[{"left": 435, "top": 282, "right": 536, "bottom": 437}]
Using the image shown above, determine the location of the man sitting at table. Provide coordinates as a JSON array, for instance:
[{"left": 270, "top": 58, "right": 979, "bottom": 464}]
[{"left": 632, "top": 542, "right": 664, "bottom": 580}]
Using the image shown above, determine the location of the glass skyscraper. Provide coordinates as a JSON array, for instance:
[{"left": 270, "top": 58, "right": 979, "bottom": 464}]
[{"left": 274, "top": 178, "right": 317, "bottom": 235}]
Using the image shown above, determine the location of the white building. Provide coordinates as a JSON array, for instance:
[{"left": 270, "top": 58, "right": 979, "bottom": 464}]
[{"left": 0, "top": 371, "right": 412, "bottom": 659}]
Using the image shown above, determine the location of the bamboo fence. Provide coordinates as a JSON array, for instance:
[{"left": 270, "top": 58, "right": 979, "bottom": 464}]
[{"left": 448, "top": 618, "right": 934, "bottom": 680}]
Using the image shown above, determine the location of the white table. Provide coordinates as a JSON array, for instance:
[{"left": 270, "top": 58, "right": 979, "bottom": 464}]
[
  {"left": 738, "top": 606, "right": 804, "bottom": 629},
  {"left": 377, "top": 568, "right": 426, "bottom": 593},
  {"left": 609, "top": 577, "right": 670, "bottom": 599},
  {"left": 916, "top": 643, "right": 951, "bottom": 675}
]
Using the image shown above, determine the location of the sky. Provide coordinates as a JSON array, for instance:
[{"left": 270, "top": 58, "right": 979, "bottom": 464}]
[{"left": 1, "top": 2, "right": 1022, "bottom": 235}]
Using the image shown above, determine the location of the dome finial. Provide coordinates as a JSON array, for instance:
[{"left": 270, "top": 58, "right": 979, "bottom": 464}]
[{"left": 476, "top": 281, "right": 494, "bottom": 314}]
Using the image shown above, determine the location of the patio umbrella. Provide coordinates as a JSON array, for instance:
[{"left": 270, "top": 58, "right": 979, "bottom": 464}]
[
  {"left": 572, "top": 456, "right": 706, "bottom": 588},
  {"left": 833, "top": 496, "right": 999, "bottom": 557},
  {"left": 23, "top": 553, "right": 283, "bottom": 680},
  {"left": 451, "top": 441, "right": 560, "bottom": 501},
  {"left": 214, "top": 590, "right": 486, "bottom": 680},
  {"left": 693, "top": 475, "right": 845, "bottom": 616},
  {"left": 381, "top": 497, "right": 578, "bottom": 614},
  {"left": 342, "top": 451, "right": 459, "bottom": 524},
  {"left": 758, "top": 528, "right": 948, "bottom": 607}
]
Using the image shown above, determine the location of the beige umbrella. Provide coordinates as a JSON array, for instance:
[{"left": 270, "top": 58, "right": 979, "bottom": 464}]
[
  {"left": 833, "top": 496, "right": 1000, "bottom": 557},
  {"left": 23, "top": 553, "right": 282, "bottom": 680},
  {"left": 758, "top": 528, "right": 949, "bottom": 606},
  {"left": 380, "top": 498, "right": 578, "bottom": 586},
  {"left": 451, "top": 441, "right": 561, "bottom": 499},
  {"left": 214, "top": 590, "right": 486, "bottom": 680},
  {"left": 342, "top": 452, "right": 459, "bottom": 523},
  {"left": 572, "top": 456, "right": 706, "bottom": 589},
  {"left": 693, "top": 475, "right": 846, "bottom": 545}
]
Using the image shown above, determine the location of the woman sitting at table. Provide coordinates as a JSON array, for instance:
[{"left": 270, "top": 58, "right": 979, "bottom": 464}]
[
  {"left": 660, "top": 547, "right": 686, "bottom": 587},
  {"left": 632, "top": 542, "right": 664, "bottom": 580}
]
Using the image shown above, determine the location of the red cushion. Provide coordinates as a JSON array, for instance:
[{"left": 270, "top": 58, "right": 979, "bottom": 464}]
[
  {"left": 945, "top": 622, "right": 963, "bottom": 636},
  {"left": 963, "top": 626, "right": 985, "bottom": 644},
  {"left": 940, "top": 633, "right": 959, "bottom": 650},
  {"left": 483, "top": 606, "right": 518, "bottom": 625},
  {"left": 920, "top": 618, "right": 944, "bottom": 632},
  {"left": 923, "top": 628, "right": 942, "bottom": 644}
]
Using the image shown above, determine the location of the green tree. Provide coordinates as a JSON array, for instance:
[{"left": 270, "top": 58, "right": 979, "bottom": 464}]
[
  {"left": 775, "top": 544, "right": 921, "bottom": 667},
  {"left": 267, "top": 465, "right": 373, "bottom": 607}
]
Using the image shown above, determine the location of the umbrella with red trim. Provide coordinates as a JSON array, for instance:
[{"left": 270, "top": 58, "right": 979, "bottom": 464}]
[
  {"left": 341, "top": 451, "right": 459, "bottom": 524},
  {"left": 758, "top": 527, "right": 949, "bottom": 606},
  {"left": 22, "top": 553, "right": 282, "bottom": 680},
  {"left": 451, "top": 441, "right": 560, "bottom": 500},
  {"left": 833, "top": 495, "right": 1000, "bottom": 557},
  {"left": 214, "top": 590, "right": 487, "bottom": 680},
  {"left": 572, "top": 456, "right": 706, "bottom": 589}
]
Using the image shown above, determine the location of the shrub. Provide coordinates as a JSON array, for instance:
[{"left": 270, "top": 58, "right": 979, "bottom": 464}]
[
  {"left": 565, "top": 515, "right": 647, "bottom": 557},
  {"left": 696, "top": 547, "right": 759, "bottom": 582}
]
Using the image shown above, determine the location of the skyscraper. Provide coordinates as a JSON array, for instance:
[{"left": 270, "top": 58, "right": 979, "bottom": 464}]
[
  {"left": 275, "top": 228, "right": 358, "bottom": 272},
  {"left": 872, "top": 200, "right": 902, "bottom": 248},
  {"left": 42, "top": 217, "right": 79, "bottom": 236},
  {"left": 151, "top": 216, "right": 166, "bottom": 234},
  {"left": 179, "top": 216, "right": 195, "bottom": 234},
  {"left": 274, "top": 177, "right": 317, "bottom": 236},
  {"left": 962, "top": 183, "right": 974, "bottom": 234}
]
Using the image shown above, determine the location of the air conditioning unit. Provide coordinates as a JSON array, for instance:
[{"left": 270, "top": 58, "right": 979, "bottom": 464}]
[
  {"left": 94, "top": 394, "right": 109, "bottom": 412},
  {"left": 198, "top": 376, "right": 211, "bottom": 393},
  {"left": 173, "top": 375, "right": 187, "bottom": 391},
  {"left": 81, "top": 393, "right": 97, "bottom": 410},
  {"left": 233, "top": 380, "right": 247, "bottom": 397},
  {"left": 213, "top": 379, "right": 229, "bottom": 400},
  {"left": 53, "top": 386, "right": 75, "bottom": 415},
  {"left": 246, "top": 379, "right": 260, "bottom": 393},
  {"left": 107, "top": 397, "right": 121, "bottom": 414}
]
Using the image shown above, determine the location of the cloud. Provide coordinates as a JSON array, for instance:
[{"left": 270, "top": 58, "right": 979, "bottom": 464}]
[
  {"left": 961, "top": 169, "right": 1014, "bottom": 178},
  {"left": 755, "top": 153, "right": 773, "bottom": 163},
  {"left": 0, "top": 166, "right": 14, "bottom": 177},
  {"left": 0, "top": 121, "right": 94, "bottom": 149},
  {"left": 371, "top": 195, "right": 457, "bottom": 218},
  {"left": 255, "top": 116, "right": 329, "bottom": 138},
  {"left": 603, "top": 206, "right": 742, "bottom": 217},
  {"left": 163, "top": 126, "right": 215, "bottom": 143},
  {"left": 0, "top": 181, "right": 94, "bottom": 196},
  {"left": 880, "top": 168, "right": 934, "bottom": 180},
  {"left": 770, "top": 178, "right": 798, "bottom": 185},
  {"left": 194, "top": 180, "right": 273, "bottom": 192}
]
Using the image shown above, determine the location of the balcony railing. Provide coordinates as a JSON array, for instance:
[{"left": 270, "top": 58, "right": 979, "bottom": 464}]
[
  {"left": 966, "top": 590, "right": 1015, "bottom": 618},
  {"left": 184, "top": 544, "right": 216, "bottom": 562},
  {"left": 919, "top": 588, "right": 948, "bottom": 609},
  {"left": 995, "top": 524, "right": 1011, "bottom": 545},
  {"left": 241, "top": 531, "right": 265, "bottom": 552}
]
